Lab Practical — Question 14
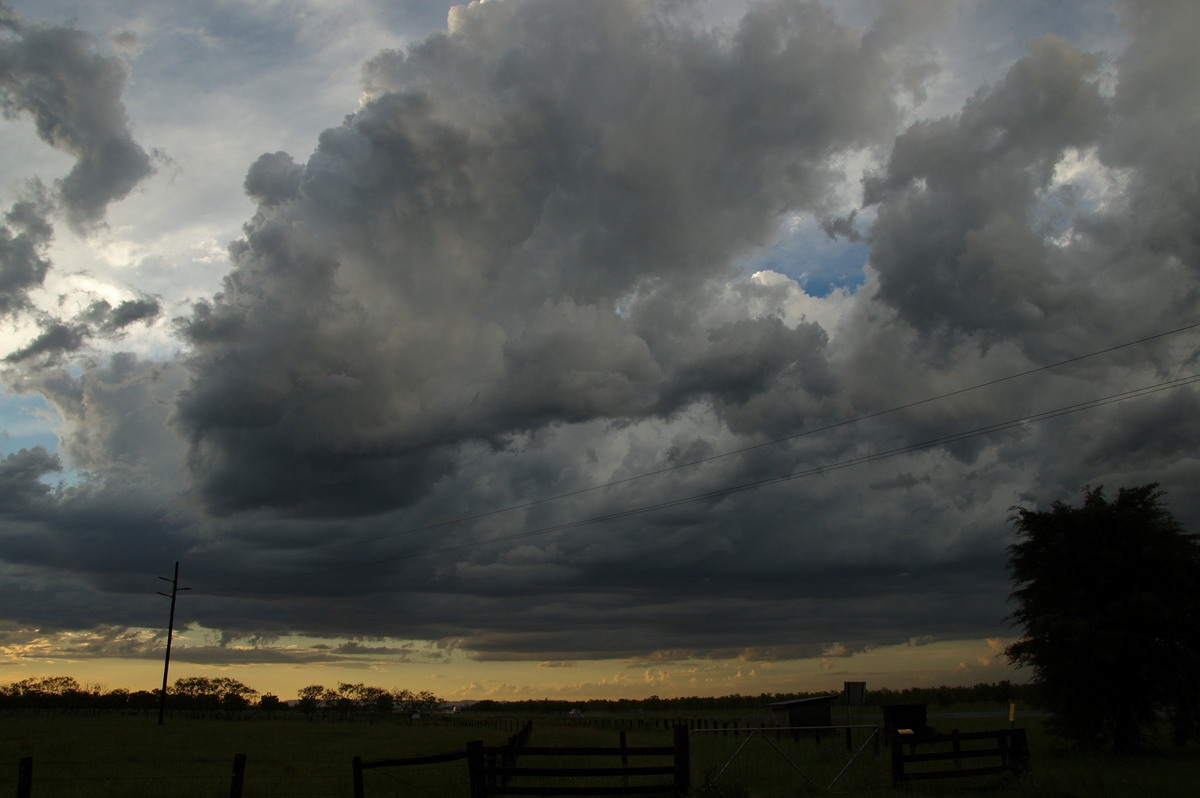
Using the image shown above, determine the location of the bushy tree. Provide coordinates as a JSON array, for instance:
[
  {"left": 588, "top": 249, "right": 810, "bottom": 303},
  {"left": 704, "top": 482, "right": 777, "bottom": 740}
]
[
  {"left": 1005, "top": 484, "right": 1200, "bottom": 753},
  {"left": 293, "top": 683, "right": 444, "bottom": 718},
  {"left": 0, "top": 676, "right": 88, "bottom": 708},
  {"left": 258, "top": 694, "right": 283, "bottom": 714},
  {"left": 297, "top": 684, "right": 325, "bottom": 719},
  {"left": 171, "top": 676, "right": 258, "bottom": 711}
]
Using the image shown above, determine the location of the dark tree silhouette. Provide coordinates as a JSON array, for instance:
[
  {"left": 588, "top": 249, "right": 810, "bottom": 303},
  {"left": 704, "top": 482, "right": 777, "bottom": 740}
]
[{"left": 1005, "top": 484, "right": 1200, "bottom": 753}]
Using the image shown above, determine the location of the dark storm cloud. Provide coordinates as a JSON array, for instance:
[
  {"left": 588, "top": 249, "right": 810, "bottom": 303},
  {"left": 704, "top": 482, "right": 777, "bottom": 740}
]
[
  {"left": 89, "top": 297, "right": 162, "bottom": 335},
  {"left": 176, "top": 0, "right": 918, "bottom": 517},
  {"left": 0, "top": 354, "right": 192, "bottom": 634},
  {"left": 3, "top": 296, "right": 161, "bottom": 366},
  {"left": 2, "top": 0, "right": 1200, "bottom": 673},
  {"left": 243, "top": 151, "right": 303, "bottom": 207},
  {"left": 20, "top": 353, "right": 187, "bottom": 478},
  {"left": 1099, "top": 0, "right": 1200, "bottom": 281},
  {"left": 0, "top": 446, "right": 60, "bottom": 507},
  {"left": 0, "top": 2, "right": 161, "bottom": 383},
  {"left": 0, "top": 188, "right": 52, "bottom": 316},
  {"left": 864, "top": 33, "right": 1108, "bottom": 349},
  {"left": 444, "top": 567, "right": 1007, "bottom": 663},
  {"left": 0, "top": 2, "right": 156, "bottom": 232},
  {"left": 2, "top": 321, "right": 87, "bottom": 364}
]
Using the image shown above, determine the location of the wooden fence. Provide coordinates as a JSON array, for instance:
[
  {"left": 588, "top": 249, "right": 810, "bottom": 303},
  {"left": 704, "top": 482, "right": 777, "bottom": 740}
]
[
  {"left": 889, "top": 728, "right": 1029, "bottom": 786},
  {"left": 351, "top": 748, "right": 468, "bottom": 797},
  {"left": 15, "top": 753, "right": 248, "bottom": 798},
  {"left": 467, "top": 724, "right": 690, "bottom": 797},
  {"left": 352, "top": 720, "right": 532, "bottom": 798}
]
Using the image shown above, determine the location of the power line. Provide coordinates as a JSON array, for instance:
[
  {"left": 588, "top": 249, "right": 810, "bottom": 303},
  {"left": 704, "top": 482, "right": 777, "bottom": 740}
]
[
  {"left": 287, "top": 371, "right": 1200, "bottom": 578},
  {"left": 311, "top": 320, "right": 1200, "bottom": 554}
]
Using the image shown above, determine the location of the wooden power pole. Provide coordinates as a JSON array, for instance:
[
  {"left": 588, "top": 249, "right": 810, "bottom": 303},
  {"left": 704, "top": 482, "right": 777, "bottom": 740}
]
[{"left": 157, "top": 561, "right": 190, "bottom": 725}]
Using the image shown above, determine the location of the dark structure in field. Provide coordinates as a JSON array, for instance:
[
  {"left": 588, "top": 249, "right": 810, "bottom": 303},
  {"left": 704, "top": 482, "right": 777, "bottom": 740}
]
[
  {"left": 766, "top": 695, "right": 839, "bottom": 730},
  {"left": 881, "top": 703, "right": 931, "bottom": 738}
]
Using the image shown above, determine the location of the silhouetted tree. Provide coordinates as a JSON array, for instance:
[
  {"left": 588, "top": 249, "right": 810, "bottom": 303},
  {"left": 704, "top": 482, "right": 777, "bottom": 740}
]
[
  {"left": 297, "top": 684, "right": 325, "bottom": 719},
  {"left": 1005, "top": 484, "right": 1200, "bottom": 753},
  {"left": 171, "top": 676, "right": 258, "bottom": 711},
  {"left": 0, "top": 676, "right": 85, "bottom": 708},
  {"left": 324, "top": 684, "right": 356, "bottom": 714}
]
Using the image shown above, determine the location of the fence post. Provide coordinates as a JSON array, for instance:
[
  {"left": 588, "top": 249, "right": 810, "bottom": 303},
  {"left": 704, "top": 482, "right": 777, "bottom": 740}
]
[
  {"left": 229, "top": 753, "right": 246, "bottom": 798},
  {"left": 673, "top": 725, "right": 690, "bottom": 796},
  {"left": 889, "top": 734, "right": 905, "bottom": 787},
  {"left": 467, "top": 740, "right": 485, "bottom": 798},
  {"left": 17, "top": 757, "right": 32, "bottom": 798},
  {"left": 352, "top": 755, "right": 365, "bottom": 798},
  {"left": 1008, "top": 728, "right": 1030, "bottom": 774},
  {"left": 619, "top": 730, "right": 630, "bottom": 788},
  {"left": 878, "top": 728, "right": 888, "bottom": 783}
]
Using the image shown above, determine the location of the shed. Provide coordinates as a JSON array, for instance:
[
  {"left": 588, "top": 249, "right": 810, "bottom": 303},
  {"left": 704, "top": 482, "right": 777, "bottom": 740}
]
[{"left": 766, "top": 695, "right": 839, "bottom": 730}]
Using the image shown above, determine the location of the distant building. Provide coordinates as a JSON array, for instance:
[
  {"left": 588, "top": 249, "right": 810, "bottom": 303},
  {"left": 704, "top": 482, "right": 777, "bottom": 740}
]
[{"left": 766, "top": 695, "right": 839, "bottom": 738}]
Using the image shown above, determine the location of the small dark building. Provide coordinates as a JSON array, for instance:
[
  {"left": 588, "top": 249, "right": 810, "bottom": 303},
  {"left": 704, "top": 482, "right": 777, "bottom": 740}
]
[{"left": 766, "top": 695, "right": 839, "bottom": 734}]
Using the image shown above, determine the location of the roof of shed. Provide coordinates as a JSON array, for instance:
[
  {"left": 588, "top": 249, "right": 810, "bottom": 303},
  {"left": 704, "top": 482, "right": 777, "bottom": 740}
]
[{"left": 766, "top": 695, "right": 840, "bottom": 708}]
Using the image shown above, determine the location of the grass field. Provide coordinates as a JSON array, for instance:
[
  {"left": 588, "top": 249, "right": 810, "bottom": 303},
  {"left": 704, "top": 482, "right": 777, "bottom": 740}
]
[
  {"left": 3, "top": 712, "right": 515, "bottom": 797},
  {"left": 2, "top": 708, "right": 1197, "bottom": 796}
]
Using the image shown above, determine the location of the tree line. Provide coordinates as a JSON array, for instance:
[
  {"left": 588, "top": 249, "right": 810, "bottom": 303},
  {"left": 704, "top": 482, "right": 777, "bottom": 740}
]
[
  {"left": 295, "top": 683, "right": 445, "bottom": 717},
  {"left": 0, "top": 675, "right": 444, "bottom": 715},
  {"left": 461, "top": 681, "right": 1035, "bottom": 715},
  {"left": 2, "top": 674, "right": 1029, "bottom": 715}
]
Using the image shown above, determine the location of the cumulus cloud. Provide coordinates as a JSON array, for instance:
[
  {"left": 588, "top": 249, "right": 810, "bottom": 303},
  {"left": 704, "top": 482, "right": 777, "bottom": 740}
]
[
  {"left": 0, "top": 0, "right": 1198, "bottom": 674},
  {"left": 3, "top": 294, "right": 162, "bottom": 368},
  {"left": 2, "top": 322, "right": 87, "bottom": 365},
  {"left": 0, "top": 188, "right": 52, "bottom": 317},
  {"left": 0, "top": 2, "right": 161, "bottom": 374},
  {"left": 175, "top": 0, "right": 922, "bottom": 517},
  {"left": 863, "top": 34, "right": 1109, "bottom": 350},
  {"left": 0, "top": 445, "right": 61, "bottom": 507},
  {"left": 0, "top": 2, "right": 156, "bottom": 232}
]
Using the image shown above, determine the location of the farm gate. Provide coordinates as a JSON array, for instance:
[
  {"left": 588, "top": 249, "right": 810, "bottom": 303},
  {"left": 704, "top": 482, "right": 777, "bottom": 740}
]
[
  {"left": 889, "top": 727, "right": 1030, "bottom": 786},
  {"left": 467, "top": 724, "right": 690, "bottom": 797}
]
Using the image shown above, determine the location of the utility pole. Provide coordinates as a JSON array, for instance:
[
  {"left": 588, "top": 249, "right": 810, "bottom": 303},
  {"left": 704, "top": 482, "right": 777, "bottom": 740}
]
[{"left": 157, "top": 561, "right": 190, "bottom": 725}]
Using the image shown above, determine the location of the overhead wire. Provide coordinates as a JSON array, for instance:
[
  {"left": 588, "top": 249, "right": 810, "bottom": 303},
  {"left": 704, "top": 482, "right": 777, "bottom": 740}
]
[
  {"left": 283, "top": 366, "right": 1200, "bottom": 579},
  {"left": 310, "top": 320, "right": 1200, "bottom": 554}
]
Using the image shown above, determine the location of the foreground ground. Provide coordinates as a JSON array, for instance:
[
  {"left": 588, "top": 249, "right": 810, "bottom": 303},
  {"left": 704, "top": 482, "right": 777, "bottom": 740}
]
[{"left": 2, "top": 707, "right": 1196, "bottom": 796}]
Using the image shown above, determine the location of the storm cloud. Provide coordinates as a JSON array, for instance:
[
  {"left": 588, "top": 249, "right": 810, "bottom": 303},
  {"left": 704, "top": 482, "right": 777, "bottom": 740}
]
[
  {"left": 0, "top": 0, "right": 1198, "bottom": 682},
  {"left": 0, "top": 1, "right": 156, "bottom": 231},
  {"left": 0, "top": 2, "right": 161, "bottom": 372},
  {"left": 175, "top": 0, "right": 916, "bottom": 516}
]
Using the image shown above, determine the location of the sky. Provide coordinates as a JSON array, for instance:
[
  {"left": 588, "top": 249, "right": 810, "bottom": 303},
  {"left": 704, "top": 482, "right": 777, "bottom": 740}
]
[{"left": 1, "top": 0, "right": 1198, "bottom": 703}]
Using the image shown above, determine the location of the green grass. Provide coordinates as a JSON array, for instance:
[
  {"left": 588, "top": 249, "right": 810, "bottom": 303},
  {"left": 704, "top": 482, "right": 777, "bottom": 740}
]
[
  {"left": 2, "top": 709, "right": 1197, "bottom": 797},
  {"left": 2, "top": 712, "right": 517, "bottom": 797},
  {"left": 521, "top": 710, "right": 1200, "bottom": 798}
]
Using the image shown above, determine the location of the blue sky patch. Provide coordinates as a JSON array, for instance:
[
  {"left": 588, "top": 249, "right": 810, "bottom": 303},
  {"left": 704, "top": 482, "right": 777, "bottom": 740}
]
[
  {"left": 0, "top": 392, "right": 61, "bottom": 456},
  {"left": 739, "top": 216, "right": 869, "bottom": 297}
]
